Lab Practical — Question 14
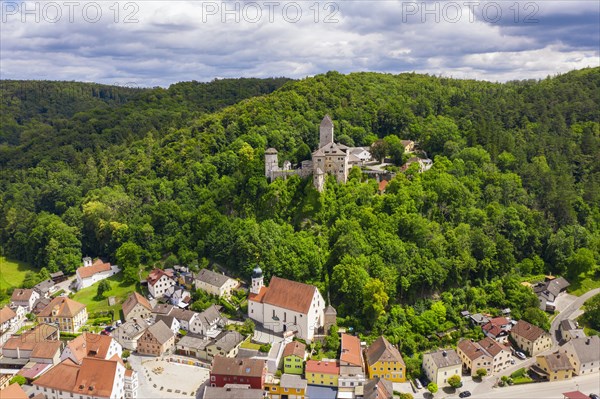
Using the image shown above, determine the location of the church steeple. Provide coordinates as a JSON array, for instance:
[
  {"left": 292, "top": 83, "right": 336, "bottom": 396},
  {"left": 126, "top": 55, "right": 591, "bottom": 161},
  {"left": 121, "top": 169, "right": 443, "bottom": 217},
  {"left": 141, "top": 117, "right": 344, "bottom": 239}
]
[{"left": 250, "top": 265, "right": 264, "bottom": 294}]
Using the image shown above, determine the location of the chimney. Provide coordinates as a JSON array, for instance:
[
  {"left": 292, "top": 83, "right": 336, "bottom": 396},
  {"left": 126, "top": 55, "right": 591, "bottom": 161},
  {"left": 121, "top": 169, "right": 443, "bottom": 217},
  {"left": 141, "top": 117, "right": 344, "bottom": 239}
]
[{"left": 586, "top": 338, "right": 591, "bottom": 345}]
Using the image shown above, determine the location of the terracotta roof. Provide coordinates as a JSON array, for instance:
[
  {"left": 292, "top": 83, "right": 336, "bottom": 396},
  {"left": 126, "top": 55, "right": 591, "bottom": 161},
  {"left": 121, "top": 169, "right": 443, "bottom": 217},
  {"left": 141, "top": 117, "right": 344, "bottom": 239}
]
[
  {"left": 458, "top": 339, "right": 487, "bottom": 361},
  {"left": 77, "top": 259, "right": 111, "bottom": 280},
  {"left": 30, "top": 340, "right": 61, "bottom": 359},
  {"left": 147, "top": 268, "right": 174, "bottom": 287},
  {"left": 340, "top": 334, "right": 363, "bottom": 367},
  {"left": 252, "top": 276, "right": 318, "bottom": 314},
  {"left": 2, "top": 324, "right": 59, "bottom": 351},
  {"left": 33, "top": 357, "right": 123, "bottom": 398},
  {"left": 248, "top": 286, "right": 267, "bottom": 303},
  {"left": 0, "top": 306, "right": 17, "bottom": 324},
  {"left": 479, "top": 337, "right": 507, "bottom": 357},
  {"left": 283, "top": 341, "right": 306, "bottom": 359},
  {"left": 305, "top": 359, "right": 340, "bottom": 375},
  {"left": 124, "top": 369, "right": 134, "bottom": 377},
  {"left": 541, "top": 352, "right": 573, "bottom": 372},
  {"left": 211, "top": 356, "right": 266, "bottom": 378},
  {"left": 37, "top": 297, "right": 86, "bottom": 318},
  {"left": 0, "top": 383, "right": 29, "bottom": 399},
  {"left": 11, "top": 288, "right": 36, "bottom": 302},
  {"left": 65, "top": 333, "right": 115, "bottom": 363},
  {"left": 562, "top": 391, "right": 590, "bottom": 399},
  {"left": 366, "top": 336, "right": 405, "bottom": 366},
  {"left": 511, "top": 320, "right": 547, "bottom": 342},
  {"left": 145, "top": 320, "right": 174, "bottom": 345},
  {"left": 378, "top": 180, "right": 389, "bottom": 192},
  {"left": 122, "top": 292, "right": 152, "bottom": 318},
  {"left": 195, "top": 268, "right": 234, "bottom": 288}
]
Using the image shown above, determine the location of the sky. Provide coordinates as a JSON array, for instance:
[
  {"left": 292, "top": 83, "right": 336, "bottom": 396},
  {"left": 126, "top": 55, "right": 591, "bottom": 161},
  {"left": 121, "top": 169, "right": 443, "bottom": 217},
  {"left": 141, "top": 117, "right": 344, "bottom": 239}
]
[{"left": 1, "top": 0, "right": 599, "bottom": 87}]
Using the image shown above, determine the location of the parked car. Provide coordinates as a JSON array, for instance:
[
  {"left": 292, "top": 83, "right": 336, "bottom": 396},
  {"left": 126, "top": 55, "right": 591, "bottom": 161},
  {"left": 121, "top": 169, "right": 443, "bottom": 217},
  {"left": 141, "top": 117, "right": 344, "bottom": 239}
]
[
  {"left": 515, "top": 351, "right": 526, "bottom": 360},
  {"left": 100, "top": 330, "right": 110, "bottom": 335},
  {"left": 510, "top": 359, "right": 516, "bottom": 365},
  {"left": 414, "top": 378, "right": 423, "bottom": 389},
  {"left": 104, "top": 326, "right": 115, "bottom": 332},
  {"left": 459, "top": 391, "right": 472, "bottom": 398},
  {"left": 115, "top": 320, "right": 122, "bottom": 326},
  {"left": 589, "top": 394, "right": 599, "bottom": 399}
]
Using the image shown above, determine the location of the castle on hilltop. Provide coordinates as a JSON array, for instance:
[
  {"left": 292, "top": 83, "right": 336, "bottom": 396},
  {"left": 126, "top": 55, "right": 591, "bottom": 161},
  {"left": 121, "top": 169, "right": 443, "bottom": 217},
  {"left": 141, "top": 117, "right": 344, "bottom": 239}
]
[{"left": 265, "top": 115, "right": 371, "bottom": 191}]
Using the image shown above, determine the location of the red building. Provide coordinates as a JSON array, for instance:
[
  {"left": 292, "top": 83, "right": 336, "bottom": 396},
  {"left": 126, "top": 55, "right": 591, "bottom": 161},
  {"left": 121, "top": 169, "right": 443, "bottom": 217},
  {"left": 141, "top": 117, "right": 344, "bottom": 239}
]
[{"left": 209, "top": 356, "right": 267, "bottom": 389}]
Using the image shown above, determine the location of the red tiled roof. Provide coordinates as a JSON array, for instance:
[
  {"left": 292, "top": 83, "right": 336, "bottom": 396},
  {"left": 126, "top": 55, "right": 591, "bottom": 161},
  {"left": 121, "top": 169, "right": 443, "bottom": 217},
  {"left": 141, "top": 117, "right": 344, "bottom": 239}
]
[
  {"left": 211, "top": 356, "right": 266, "bottom": 378},
  {"left": 282, "top": 341, "right": 306, "bottom": 359},
  {"left": 37, "top": 297, "right": 86, "bottom": 318},
  {"left": 77, "top": 259, "right": 111, "bottom": 280},
  {"left": 65, "top": 333, "right": 115, "bottom": 363},
  {"left": 0, "top": 306, "right": 17, "bottom": 324},
  {"left": 0, "top": 383, "right": 28, "bottom": 399},
  {"left": 147, "top": 268, "right": 174, "bottom": 287},
  {"left": 122, "top": 292, "right": 152, "bottom": 318},
  {"left": 305, "top": 360, "right": 340, "bottom": 375},
  {"left": 250, "top": 277, "right": 318, "bottom": 314},
  {"left": 340, "top": 334, "right": 363, "bottom": 367},
  {"left": 511, "top": 320, "right": 547, "bottom": 342},
  {"left": 10, "top": 288, "right": 36, "bottom": 302}
]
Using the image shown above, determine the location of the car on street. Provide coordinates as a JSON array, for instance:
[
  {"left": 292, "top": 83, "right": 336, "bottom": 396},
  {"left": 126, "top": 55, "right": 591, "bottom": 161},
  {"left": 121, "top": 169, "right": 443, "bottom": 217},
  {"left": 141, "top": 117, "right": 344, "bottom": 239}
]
[
  {"left": 511, "top": 359, "right": 516, "bottom": 365},
  {"left": 414, "top": 378, "right": 423, "bottom": 389},
  {"left": 515, "top": 351, "right": 526, "bottom": 360},
  {"left": 589, "top": 394, "right": 599, "bottom": 399},
  {"left": 100, "top": 330, "right": 110, "bottom": 335},
  {"left": 459, "top": 391, "right": 472, "bottom": 398},
  {"left": 104, "top": 326, "right": 115, "bottom": 332}
]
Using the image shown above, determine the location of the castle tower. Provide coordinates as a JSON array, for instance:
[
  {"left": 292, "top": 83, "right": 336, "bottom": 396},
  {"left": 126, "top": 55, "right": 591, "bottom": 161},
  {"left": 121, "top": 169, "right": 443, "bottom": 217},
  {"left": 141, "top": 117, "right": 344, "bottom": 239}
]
[
  {"left": 83, "top": 256, "right": 92, "bottom": 267},
  {"left": 250, "top": 266, "right": 264, "bottom": 295},
  {"left": 319, "top": 115, "right": 334, "bottom": 148},
  {"left": 324, "top": 304, "right": 337, "bottom": 334},
  {"left": 313, "top": 167, "right": 325, "bottom": 192},
  {"left": 264, "top": 148, "right": 279, "bottom": 180}
]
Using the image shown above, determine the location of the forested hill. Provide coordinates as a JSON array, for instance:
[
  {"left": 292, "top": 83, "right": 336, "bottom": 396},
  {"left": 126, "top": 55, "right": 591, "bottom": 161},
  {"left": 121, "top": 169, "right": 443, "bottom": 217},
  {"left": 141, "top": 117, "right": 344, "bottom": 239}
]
[
  {"left": 1, "top": 69, "right": 599, "bottom": 351},
  {"left": 0, "top": 77, "right": 291, "bottom": 157}
]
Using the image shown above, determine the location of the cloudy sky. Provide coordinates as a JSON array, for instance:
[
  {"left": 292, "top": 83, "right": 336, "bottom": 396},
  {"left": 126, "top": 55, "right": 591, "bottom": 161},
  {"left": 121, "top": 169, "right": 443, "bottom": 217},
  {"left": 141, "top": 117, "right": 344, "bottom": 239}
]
[{"left": 1, "top": 0, "right": 599, "bottom": 86}]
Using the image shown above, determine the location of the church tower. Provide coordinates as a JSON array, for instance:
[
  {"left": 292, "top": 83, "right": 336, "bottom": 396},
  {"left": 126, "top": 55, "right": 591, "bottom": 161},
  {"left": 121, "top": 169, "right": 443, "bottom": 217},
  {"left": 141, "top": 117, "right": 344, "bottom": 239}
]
[
  {"left": 250, "top": 266, "right": 264, "bottom": 295},
  {"left": 319, "top": 115, "right": 334, "bottom": 148}
]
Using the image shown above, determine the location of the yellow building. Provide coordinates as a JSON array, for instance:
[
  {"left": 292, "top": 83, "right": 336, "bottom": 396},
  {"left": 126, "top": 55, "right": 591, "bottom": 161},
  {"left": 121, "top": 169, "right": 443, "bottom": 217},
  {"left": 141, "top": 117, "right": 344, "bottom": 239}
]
[
  {"left": 305, "top": 359, "right": 339, "bottom": 387},
  {"left": 265, "top": 374, "right": 307, "bottom": 399},
  {"left": 36, "top": 297, "right": 88, "bottom": 333},
  {"left": 365, "top": 336, "right": 406, "bottom": 382},
  {"left": 535, "top": 352, "right": 574, "bottom": 381}
]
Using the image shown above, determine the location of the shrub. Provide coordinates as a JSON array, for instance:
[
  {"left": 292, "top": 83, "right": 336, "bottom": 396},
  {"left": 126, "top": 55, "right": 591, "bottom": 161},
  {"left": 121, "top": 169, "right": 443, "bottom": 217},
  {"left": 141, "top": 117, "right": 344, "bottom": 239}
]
[
  {"left": 10, "top": 375, "right": 27, "bottom": 385},
  {"left": 259, "top": 343, "right": 272, "bottom": 353}
]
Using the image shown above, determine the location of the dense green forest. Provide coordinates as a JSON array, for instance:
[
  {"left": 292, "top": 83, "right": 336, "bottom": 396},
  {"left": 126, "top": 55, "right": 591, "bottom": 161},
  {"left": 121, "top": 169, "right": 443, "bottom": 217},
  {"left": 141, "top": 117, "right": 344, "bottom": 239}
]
[{"left": 1, "top": 70, "right": 599, "bottom": 355}]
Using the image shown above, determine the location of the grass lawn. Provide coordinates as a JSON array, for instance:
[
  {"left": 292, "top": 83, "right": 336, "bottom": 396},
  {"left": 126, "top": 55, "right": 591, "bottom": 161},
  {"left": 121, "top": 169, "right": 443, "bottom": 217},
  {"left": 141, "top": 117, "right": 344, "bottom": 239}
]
[
  {"left": 240, "top": 337, "right": 262, "bottom": 350},
  {"left": 71, "top": 273, "right": 139, "bottom": 319},
  {"left": 567, "top": 276, "right": 600, "bottom": 296},
  {"left": 0, "top": 256, "right": 38, "bottom": 293}
]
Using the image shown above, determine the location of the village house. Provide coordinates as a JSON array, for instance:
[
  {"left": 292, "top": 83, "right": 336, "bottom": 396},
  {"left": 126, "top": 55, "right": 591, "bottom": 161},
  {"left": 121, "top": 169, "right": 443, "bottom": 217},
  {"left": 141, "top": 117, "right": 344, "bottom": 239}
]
[
  {"left": 154, "top": 314, "right": 180, "bottom": 335},
  {"left": 175, "top": 334, "right": 211, "bottom": 360},
  {"left": 560, "top": 336, "right": 600, "bottom": 375},
  {"left": 137, "top": 320, "right": 175, "bottom": 357},
  {"left": 33, "top": 279, "right": 58, "bottom": 298},
  {"left": 305, "top": 359, "right": 340, "bottom": 387},
  {"left": 264, "top": 373, "right": 308, "bottom": 399},
  {"left": 206, "top": 330, "right": 244, "bottom": 359},
  {"left": 359, "top": 377, "right": 394, "bottom": 399},
  {"left": 147, "top": 268, "right": 176, "bottom": 298},
  {"left": 401, "top": 140, "right": 415, "bottom": 153},
  {"left": 0, "top": 306, "right": 19, "bottom": 343},
  {"left": 534, "top": 351, "right": 574, "bottom": 381},
  {"left": 164, "top": 285, "right": 191, "bottom": 308},
  {"left": 202, "top": 386, "right": 265, "bottom": 399},
  {"left": 10, "top": 288, "right": 40, "bottom": 312},
  {"left": 364, "top": 335, "right": 406, "bottom": 382},
  {"left": 510, "top": 320, "right": 552, "bottom": 356},
  {"left": 209, "top": 357, "right": 267, "bottom": 389},
  {"left": 32, "top": 355, "right": 137, "bottom": 399},
  {"left": 60, "top": 332, "right": 122, "bottom": 364},
  {"left": 114, "top": 318, "right": 148, "bottom": 351},
  {"left": 533, "top": 276, "right": 570, "bottom": 312},
  {"left": 75, "top": 257, "right": 120, "bottom": 290},
  {"left": 559, "top": 319, "right": 586, "bottom": 342},
  {"left": 122, "top": 292, "right": 152, "bottom": 322},
  {"left": 170, "top": 308, "right": 198, "bottom": 331},
  {"left": 195, "top": 268, "right": 239, "bottom": 298},
  {"left": 422, "top": 349, "right": 462, "bottom": 388},
  {"left": 481, "top": 316, "right": 512, "bottom": 343},
  {"left": 36, "top": 297, "right": 88, "bottom": 333},
  {"left": 189, "top": 305, "right": 224, "bottom": 337},
  {"left": 282, "top": 341, "right": 306, "bottom": 375},
  {"left": 338, "top": 333, "right": 367, "bottom": 390},
  {"left": 248, "top": 267, "right": 325, "bottom": 343},
  {"left": 457, "top": 337, "right": 512, "bottom": 376}
]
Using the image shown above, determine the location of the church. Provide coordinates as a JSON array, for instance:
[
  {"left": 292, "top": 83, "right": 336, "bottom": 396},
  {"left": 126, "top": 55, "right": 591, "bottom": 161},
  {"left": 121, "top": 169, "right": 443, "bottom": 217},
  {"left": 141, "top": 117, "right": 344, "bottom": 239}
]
[
  {"left": 247, "top": 266, "right": 325, "bottom": 343},
  {"left": 265, "top": 115, "right": 372, "bottom": 191}
]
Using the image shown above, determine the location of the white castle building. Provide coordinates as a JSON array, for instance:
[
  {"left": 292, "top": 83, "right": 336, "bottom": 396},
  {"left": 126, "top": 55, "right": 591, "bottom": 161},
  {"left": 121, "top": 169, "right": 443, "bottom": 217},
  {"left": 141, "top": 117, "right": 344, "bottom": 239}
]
[{"left": 265, "top": 115, "right": 372, "bottom": 191}]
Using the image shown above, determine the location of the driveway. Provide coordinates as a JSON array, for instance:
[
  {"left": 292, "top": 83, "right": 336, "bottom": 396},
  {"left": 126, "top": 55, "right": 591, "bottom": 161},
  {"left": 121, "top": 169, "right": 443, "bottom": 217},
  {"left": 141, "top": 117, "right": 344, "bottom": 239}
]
[{"left": 551, "top": 288, "right": 600, "bottom": 345}]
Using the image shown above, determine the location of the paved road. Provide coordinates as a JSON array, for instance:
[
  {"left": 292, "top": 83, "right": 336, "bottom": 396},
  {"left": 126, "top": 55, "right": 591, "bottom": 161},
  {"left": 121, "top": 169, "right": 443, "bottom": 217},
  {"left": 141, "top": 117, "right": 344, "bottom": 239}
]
[
  {"left": 550, "top": 288, "right": 600, "bottom": 345},
  {"left": 469, "top": 372, "right": 600, "bottom": 398}
]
